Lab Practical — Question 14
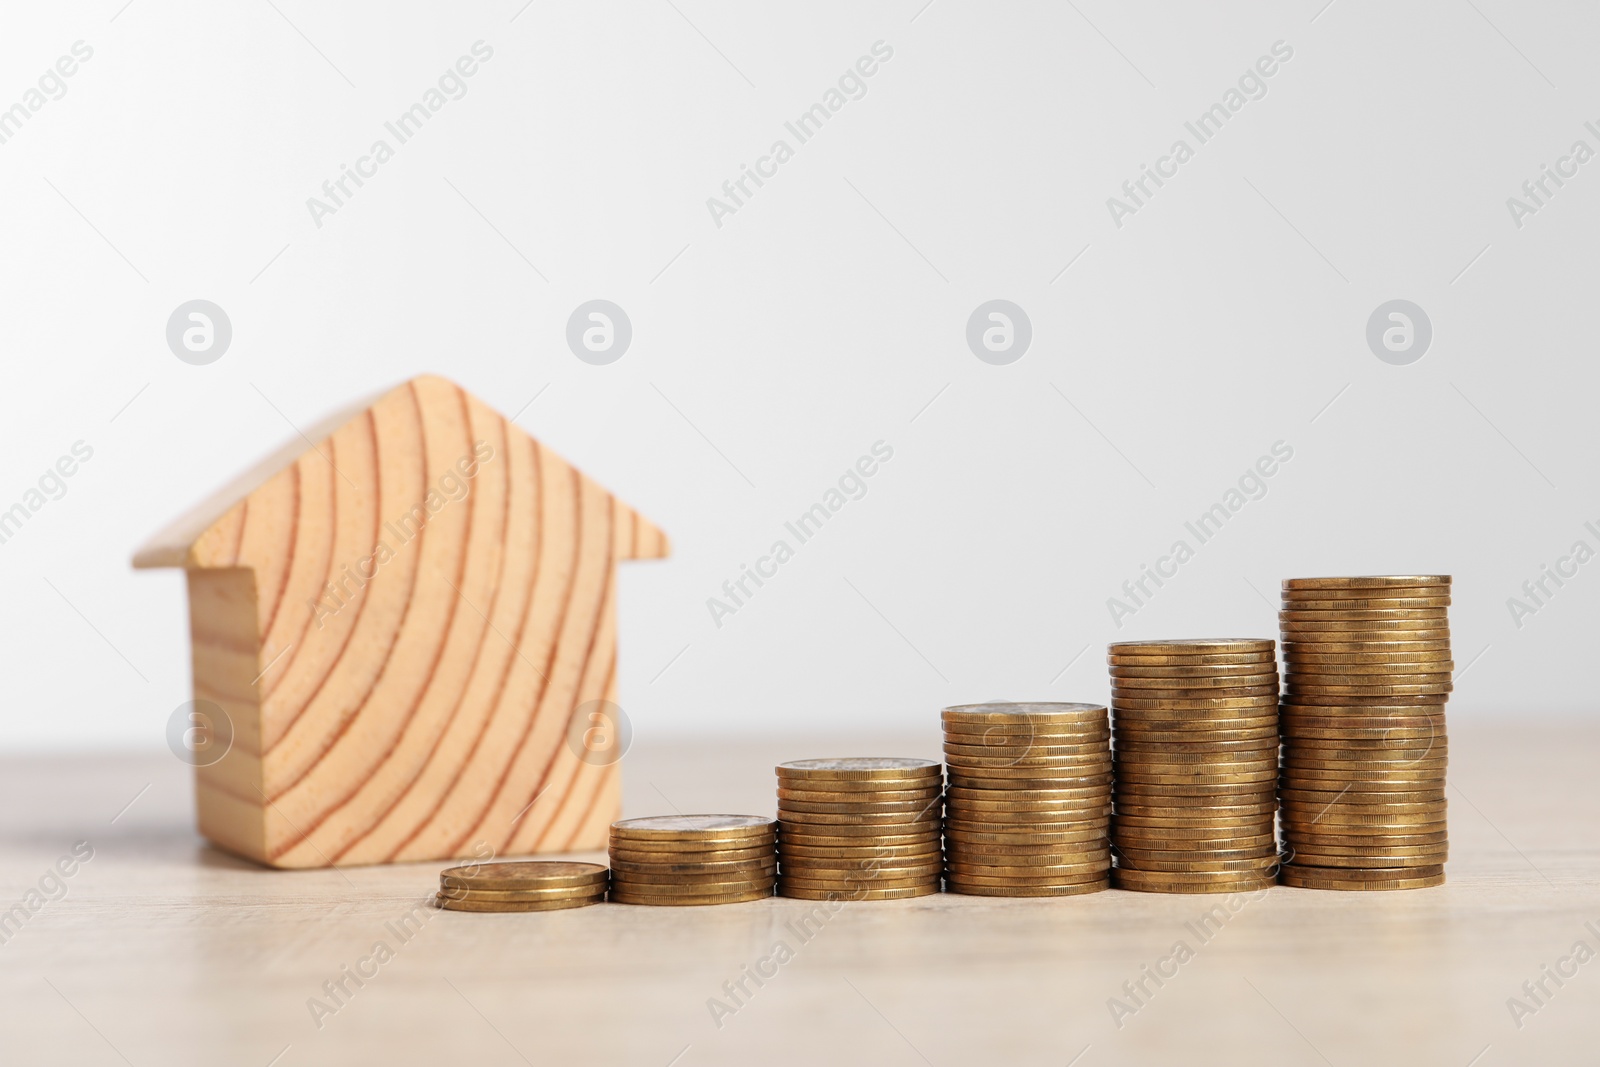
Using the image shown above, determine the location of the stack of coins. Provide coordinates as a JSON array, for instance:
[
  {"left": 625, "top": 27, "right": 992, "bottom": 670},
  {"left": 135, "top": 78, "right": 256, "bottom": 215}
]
[
  {"left": 941, "top": 703, "right": 1111, "bottom": 897},
  {"left": 776, "top": 759, "right": 943, "bottom": 901},
  {"left": 607, "top": 815, "right": 777, "bottom": 905},
  {"left": 1278, "top": 575, "right": 1451, "bottom": 891},
  {"left": 1108, "top": 639, "right": 1282, "bottom": 894},
  {"left": 435, "top": 860, "right": 608, "bottom": 912}
]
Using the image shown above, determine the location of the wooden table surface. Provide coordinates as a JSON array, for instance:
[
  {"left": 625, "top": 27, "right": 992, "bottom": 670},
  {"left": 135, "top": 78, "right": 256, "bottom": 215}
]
[{"left": 1, "top": 719, "right": 1595, "bottom": 1066}]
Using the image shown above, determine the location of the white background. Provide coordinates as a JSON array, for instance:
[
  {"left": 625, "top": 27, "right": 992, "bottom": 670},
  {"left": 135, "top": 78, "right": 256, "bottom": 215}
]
[{"left": 1, "top": 0, "right": 1594, "bottom": 751}]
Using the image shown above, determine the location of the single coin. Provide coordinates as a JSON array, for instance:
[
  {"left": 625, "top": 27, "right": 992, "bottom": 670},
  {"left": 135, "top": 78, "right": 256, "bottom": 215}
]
[
  {"left": 1115, "top": 786, "right": 1277, "bottom": 803},
  {"left": 1114, "top": 737, "right": 1278, "bottom": 755},
  {"left": 609, "top": 872, "right": 776, "bottom": 892},
  {"left": 1113, "top": 685, "right": 1279, "bottom": 700},
  {"left": 607, "top": 856, "right": 777, "bottom": 877},
  {"left": 607, "top": 845, "right": 775, "bottom": 866},
  {"left": 1285, "top": 661, "right": 1455, "bottom": 677},
  {"left": 1288, "top": 847, "right": 1448, "bottom": 865},
  {"left": 1280, "top": 707, "right": 1448, "bottom": 724},
  {"left": 1281, "top": 595, "right": 1452, "bottom": 610},
  {"left": 1113, "top": 800, "right": 1277, "bottom": 819},
  {"left": 1298, "top": 695, "right": 1449, "bottom": 709},
  {"left": 1282, "top": 575, "right": 1451, "bottom": 591},
  {"left": 610, "top": 815, "right": 776, "bottom": 842},
  {"left": 779, "top": 827, "right": 942, "bottom": 844},
  {"left": 778, "top": 841, "right": 941, "bottom": 860},
  {"left": 1284, "top": 832, "right": 1449, "bottom": 848},
  {"left": 1112, "top": 843, "right": 1277, "bottom": 863},
  {"left": 1280, "top": 608, "right": 1448, "bottom": 623},
  {"left": 782, "top": 861, "right": 945, "bottom": 879},
  {"left": 435, "top": 894, "right": 604, "bottom": 913},
  {"left": 940, "top": 702, "right": 1108, "bottom": 725},
  {"left": 942, "top": 721, "right": 1109, "bottom": 738},
  {"left": 946, "top": 868, "right": 1109, "bottom": 888},
  {"left": 778, "top": 807, "right": 941, "bottom": 824},
  {"left": 946, "top": 782, "right": 1111, "bottom": 800},
  {"left": 1112, "top": 868, "right": 1276, "bottom": 893},
  {"left": 946, "top": 879, "right": 1108, "bottom": 897},
  {"left": 1279, "top": 865, "right": 1445, "bottom": 891},
  {"left": 778, "top": 799, "right": 942, "bottom": 816},
  {"left": 1115, "top": 769, "right": 1277, "bottom": 786},
  {"left": 1109, "top": 639, "right": 1276, "bottom": 656},
  {"left": 1112, "top": 698, "right": 1278, "bottom": 714},
  {"left": 777, "top": 785, "right": 940, "bottom": 802},
  {"left": 1113, "top": 812, "right": 1276, "bottom": 830},
  {"left": 439, "top": 860, "right": 608, "bottom": 892},
  {"left": 1279, "top": 790, "right": 1444, "bottom": 808},
  {"left": 1113, "top": 831, "right": 1278, "bottom": 851},
  {"left": 777, "top": 758, "right": 942, "bottom": 781},
  {"left": 1109, "top": 651, "right": 1276, "bottom": 667},
  {"left": 778, "top": 873, "right": 937, "bottom": 892},
  {"left": 1283, "top": 649, "right": 1454, "bottom": 666},
  {"left": 779, "top": 883, "right": 939, "bottom": 901},
  {"left": 437, "top": 884, "right": 608, "bottom": 903},
  {"left": 610, "top": 887, "right": 775, "bottom": 906},
  {"left": 947, "top": 774, "right": 1112, "bottom": 792},
  {"left": 1113, "top": 854, "right": 1284, "bottom": 874},
  {"left": 1109, "top": 662, "right": 1281, "bottom": 679},
  {"left": 1111, "top": 672, "right": 1279, "bottom": 689},
  {"left": 944, "top": 740, "right": 1109, "bottom": 759},
  {"left": 1281, "top": 799, "right": 1446, "bottom": 817},
  {"left": 1282, "top": 582, "right": 1451, "bottom": 598},
  {"left": 1279, "top": 622, "right": 1451, "bottom": 637},
  {"left": 944, "top": 758, "right": 1111, "bottom": 776},
  {"left": 1115, "top": 724, "right": 1280, "bottom": 742},
  {"left": 947, "top": 842, "right": 1107, "bottom": 860},
  {"left": 942, "top": 826, "right": 1108, "bottom": 846}
]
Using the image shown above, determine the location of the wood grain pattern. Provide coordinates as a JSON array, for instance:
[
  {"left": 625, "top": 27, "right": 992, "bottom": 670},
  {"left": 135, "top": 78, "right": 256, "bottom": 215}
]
[{"left": 133, "top": 375, "right": 667, "bottom": 868}]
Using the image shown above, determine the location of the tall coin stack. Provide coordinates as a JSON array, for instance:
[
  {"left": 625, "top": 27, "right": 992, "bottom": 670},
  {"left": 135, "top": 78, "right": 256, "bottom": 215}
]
[
  {"left": 608, "top": 815, "right": 778, "bottom": 905},
  {"left": 1278, "top": 575, "right": 1451, "bottom": 891},
  {"left": 1109, "top": 639, "right": 1282, "bottom": 894},
  {"left": 941, "top": 703, "right": 1112, "bottom": 897},
  {"left": 776, "top": 759, "right": 943, "bottom": 900}
]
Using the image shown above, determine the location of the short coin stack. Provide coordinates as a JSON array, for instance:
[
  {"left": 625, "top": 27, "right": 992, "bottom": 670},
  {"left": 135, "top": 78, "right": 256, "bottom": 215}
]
[
  {"left": 435, "top": 860, "right": 608, "bottom": 912},
  {"left": 776, "top": 759, "right": 943, "bottom": 900},
  {"left": 941, "top": 703, "right": 1111, "bottom": 897},
  {"left": 1109, "top": 639, "right": 1282, "bottom": 894},
  {"left": 608, "top": 815, "right": 778, "bottom": 905},
  {"left": 1279, "top": 575, "right": 1451, "bottom": 891}
]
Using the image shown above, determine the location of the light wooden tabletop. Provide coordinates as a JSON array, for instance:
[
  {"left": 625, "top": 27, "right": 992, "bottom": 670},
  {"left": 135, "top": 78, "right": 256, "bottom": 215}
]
[{"left": 1, "top": 719, "right": 1595, "bottom": 1066}]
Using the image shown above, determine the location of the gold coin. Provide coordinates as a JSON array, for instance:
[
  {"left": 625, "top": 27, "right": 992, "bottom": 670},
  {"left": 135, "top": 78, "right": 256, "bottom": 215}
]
[
  {"left": 778, "top": 841, "right": 941, "bottom": 859},
  {"left": 1113, "top": 830, "right": 1277, "bottom": 850},
  {"left": 607, "top": 857, "right": 777, "bottom": 878},
  {"left": 1114, "top": 724, "right": 1279, "bottom": 742},
  {"left": 1113, "top": 800, "right": 1276, "bottom": 818},
  {"left": 1113, "top": 855, "right": 1283, "bottom": 874},
  {"left": 944, "top": 820, "right": 1106, "bottom": 838},
  {"left": 776, "top": 758, "right": 941, "bottom": 781},
  {"left": 1282, "top": 575, "right": 1451, "bottom": 591},
  {"left": 1282, "top": 747, "right": 1444, "bottom": 765},
  {"left": 1284, "top": 650, "right": 1454, "bottom": 666},
  {"left": 942, "top": 826, "right": 1107, "bottom": 846},
  {"left": 1109, "top": 651, "right": 1276, "bottom": 667},
  {"left": 1112, "top": 697, "right": 1278, "bottom": 713},
  {"left": 777, "top": 785, "right": 940, "bottom": 802},
  {"left": 942, "top": 720, "right": 1109, "bottom": 738},
  {"left": 1111, "top": 672, "right": 1279, "bottom": 689},
  {"left": 947, "top": 843, "right": 1107, "bottom": 861},
  {"left": 438, "top": 860, "right": 608, "bottom": 892},
  {"left": 1112, "top": 843, "right": 1277, "bottom": 863},
  {"left": 778, "top": 799, "right": 942, "bottom": 816},
  {"left": 1114, "top": 737, "right": 1277, "bottom": 753},
  {"left": 944, "top": 757, "right": 1111, "bottom": 774},
  {"left": 944, "top": 740, "right": 1109, "bottom": 758},
  {"left": 1113, "top": 684, "right": 1279, "bottom": 700},
  {"left": 945, "top": 859, "right": 1109, "bottom": 879},
  {"left": 1281, "top": 798, "right": 1445, "bottom": 815},
  {"left": 1285, "top": 831, "right": 1448, "bottom": 848},
  {"left": 610, "top": 887, "right": 775, "bottom": 906},
  {"left": 778, "top": 807, "right": 940, "bottom": 824},
  {"left": 945, "top": 878, "right": 1108, "bottom": 897},
  {"left": 778, "top": 828, "right": 941, "bottom": 844},
  {"left": 1280, "top": 598, "right": 1459, "bottom": 614},
  {"left": 437, "top": 884, "right": 607, "bottom": 903},
  {"left": 1285, "top": 661, "right": 1454, "bottom": 677},
  {"left": 946, "top": 783, "right": 1111, "bottom": 800},
  {"left": 1288, "top": 845, "right": 1448, "bottom": 863},
  {"left": 1280, "top": 706, "right": 1447, "bottom": 723},
  {"left": 1279, "top": 622, "right": 1451, "bottom": 637},
  {"left": 1279, "top": 864, "right": 1444, "bottom": 890},
  {"left": 779, "top": 883, "right": 939, "bottom": 901},
  {"left": 1112, "top": 868, "right": 1276, "bottom": 893},
  {"left": 945, "top": 868, "right": 1108, "bottom": 888},
  {"left": 610, "top": 815, "right": 776, "bottom": 842},
  {"left": 1108, "top": 639, "right": 1276, "bottom": 655},
  {"left": 609, "top": 871, "right": 776, "bottom": 891},
  {"left": 1280, "top": 607, "right": 1448, "bottom": 622},
  {"left": 607, "top": 845, "right": 775, "bottom": 866},
  {"left": 946, "top": 777, "right": 1111, "bottom": 794},
  {"left": 779, "top": 857, "right": 944, "bottom": 876},
  {"left": 1109, "top": 662, "right": 1279, "bottom": 678},
  {"left": 1281, "top": 584, "right": 1451, "bottom": 600},
  {"left": 778, "top": 873, "right": 937, "bottom": 892},
  {"left": 1114, "top": 812, "right": 1275, "bottom": 829},
  {"left": 435, "top": 894, "right": 603, "bottom": 913},
  {"left": 1115, "top": 769, "right": 1277, "bottom": 786},
  {"left": 1280, "top": 791, "right": 1444, "bottom": 809},
  {"left": 940, "top": 702, "right": 1108, "bottom": 725}
]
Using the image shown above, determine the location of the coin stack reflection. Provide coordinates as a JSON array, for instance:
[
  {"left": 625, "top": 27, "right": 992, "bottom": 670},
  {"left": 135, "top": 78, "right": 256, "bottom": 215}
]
[
  {"left": 776, "top": 759, "right": 943, "bottom": 900},
  {"left": 941, "top": 703, "right": 1111, "bottom": 896},
  {"left": 1278, "top": 576, "right": 1451, "bottom": 891},
  {"left": 1109, "top": 640, "right": 1282, "bottom": 893}
]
